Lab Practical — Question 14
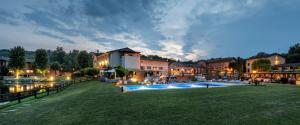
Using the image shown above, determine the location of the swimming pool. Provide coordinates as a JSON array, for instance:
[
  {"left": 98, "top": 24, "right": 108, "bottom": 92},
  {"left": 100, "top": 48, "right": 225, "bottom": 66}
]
[{"left": 122, "top": 82, "right": 246, "bottom": 92}]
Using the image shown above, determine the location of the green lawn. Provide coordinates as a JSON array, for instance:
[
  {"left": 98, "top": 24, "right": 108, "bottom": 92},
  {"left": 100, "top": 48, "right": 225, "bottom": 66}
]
[{"left": 1, "top": 81, "right": 300, "bottom": 125}]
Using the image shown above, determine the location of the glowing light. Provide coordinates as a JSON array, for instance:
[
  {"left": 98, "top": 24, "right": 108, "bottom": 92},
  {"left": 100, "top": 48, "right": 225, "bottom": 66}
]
[
  {"left": 131, "top": 78, "right": 137, "bottom": 82},
  {"left": 26, "top": 85, "right": 31, "bottom": 90},
  {"left": 139, "top": 86, "right": 152, "bottom": 90},
  {"left": 252, "top": 70, "right": 257, "bottom": 73},
  {"left": 167, "top": 85, "right": 180, "bottom": 89},
  {"left": 66, "top": 76, "right": 71, "bottom": 81},
  {"left": 9, "top": 86, "right": 15, "bottom": 93},
  {"left": 191, "top": 84, "right": 203, "bottom": 88},
  {"left": 49, "top": 76, "right": 54, "bottom": 81}
]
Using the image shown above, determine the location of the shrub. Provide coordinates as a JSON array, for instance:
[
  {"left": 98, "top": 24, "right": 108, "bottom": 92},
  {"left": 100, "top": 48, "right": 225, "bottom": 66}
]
[
  {"left": 85, "top": 68, "right": 99, "bottom": 76},
  {"left": 116, "top": 66, "right": 128, "bottom": 78},
  {"left": 79, "top": 68, "right": 99, "bottom": 77}
]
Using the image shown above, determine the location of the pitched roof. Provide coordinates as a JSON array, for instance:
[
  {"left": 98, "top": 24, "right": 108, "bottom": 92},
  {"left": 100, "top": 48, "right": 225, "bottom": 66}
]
[
  {"left": 0, "top": 56, "right": 9, "bottom": 61},
  {"left": 108, "top": 47, "right": 140, "bottom": 53}
]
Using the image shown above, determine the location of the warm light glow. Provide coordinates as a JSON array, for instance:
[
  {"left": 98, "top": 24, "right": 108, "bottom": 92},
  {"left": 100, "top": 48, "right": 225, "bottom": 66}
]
[
  {"left": 15, "top": 70, "right": 21, "bottom": 79},
  {"left": 66, "top": 76, "right": 71, "bottom": 80},
  {"left": 252, "top": 70, "right": 257, "bottom": 73},
  {"left": 9, "top": 86, "right": 15, "bottom": 93},
  {"left": 131, "top": 78, "right": 137, "bottom": 82},
  {"left": 49, "top": 76, "right": 54, "bottom": 81},
  {"left": 49, "top": 83, "right": 54, "bottom": 87},
  {"left": 16, "top": 73, "right": 19, "bottom": 80}
]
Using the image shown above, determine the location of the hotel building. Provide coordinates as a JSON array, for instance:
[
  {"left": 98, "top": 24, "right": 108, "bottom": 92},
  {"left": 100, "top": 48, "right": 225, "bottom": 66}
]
[{"left": 246, "top": 53, "right": 285, "bottom": 74}]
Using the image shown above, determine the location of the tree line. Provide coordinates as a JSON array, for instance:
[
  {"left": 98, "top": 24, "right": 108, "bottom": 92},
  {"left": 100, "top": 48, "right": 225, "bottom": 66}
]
[{"left": 7, "top": 46, "right": 96, "bottom": 76}]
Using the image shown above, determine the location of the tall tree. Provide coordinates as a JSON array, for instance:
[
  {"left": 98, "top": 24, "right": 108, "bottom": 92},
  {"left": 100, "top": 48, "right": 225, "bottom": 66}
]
[
  {"left": 252, "top": 59, "right": 271, "bottom": 72},
  {"left": 50, "top": 47, "right": 66, "bottom": 65},
  {"left": 34, "top": 49, "right": 48, "bottom": 76},
  {"left": 8, "top": 46, "right": 25, "bottom": 77},
  {"left": 236, "top": 57, "right": 245, "bottom": 79},
  {"left": 287, "top": 43, "right": 300, "bottom": 63},
  {"left": 34, "top": 49, "right": 48, "bottom": 69},
  {"left": 77, "top": 51, "right": 89, "bottom": 69},
  {"left": 50, "top": 62, "right": 61, "bottom": 76}
]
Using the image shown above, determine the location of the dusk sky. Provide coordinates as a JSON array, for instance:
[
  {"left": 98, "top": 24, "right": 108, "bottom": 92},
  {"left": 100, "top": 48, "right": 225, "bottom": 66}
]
[{"left": 0, "top": 0, "right": 299, "bottom": 60}]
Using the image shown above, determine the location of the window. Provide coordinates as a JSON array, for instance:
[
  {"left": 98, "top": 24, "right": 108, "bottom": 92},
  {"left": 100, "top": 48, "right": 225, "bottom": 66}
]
[
  {"left": 141, "top": 66, "right": 145, "bottom": 70},
  {"left": 248, "top": 63, "right": 250, "bottom": 66},
  {"left": 147, "top": 66, "right": 151, "bottom": 70},
  {"left": 248, "top": 68, "right": 250, "bottom": 72},
  {"left": 159, "top": 67, "right": 163, "bottom": 70}
]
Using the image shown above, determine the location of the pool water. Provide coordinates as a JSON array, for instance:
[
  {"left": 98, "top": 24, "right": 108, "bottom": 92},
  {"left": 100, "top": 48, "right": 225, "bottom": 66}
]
[{"left": 123, "top": 82, "right": 246, "bottom": 92}]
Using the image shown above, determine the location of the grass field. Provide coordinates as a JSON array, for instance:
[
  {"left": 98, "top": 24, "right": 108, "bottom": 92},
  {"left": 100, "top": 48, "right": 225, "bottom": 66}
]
[{"left": 1, "top": 81, "right": 300, "bottom": 125}]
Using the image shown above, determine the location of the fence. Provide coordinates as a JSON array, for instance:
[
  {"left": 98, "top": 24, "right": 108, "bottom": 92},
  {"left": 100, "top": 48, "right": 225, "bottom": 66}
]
[{"left": 0, "top": 77, "right": 94, "bottom": 104}]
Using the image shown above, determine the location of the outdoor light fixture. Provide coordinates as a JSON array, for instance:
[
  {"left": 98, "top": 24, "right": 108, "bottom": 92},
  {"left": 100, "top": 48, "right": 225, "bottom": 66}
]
[
  {"left": 131, "top": 78, "right": 137, "bottom": 82},
  {"left": 66, "top": 76, "right": 71, "bottom": 80},
  {"left": 49, "top": 76, "right": 54, "bottom": 81}
]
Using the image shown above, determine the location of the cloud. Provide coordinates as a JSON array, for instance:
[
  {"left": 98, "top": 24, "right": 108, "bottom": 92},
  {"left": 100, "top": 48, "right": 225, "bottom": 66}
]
[{"left": 0, "top": 0, "right": 266, "bottom": 60}]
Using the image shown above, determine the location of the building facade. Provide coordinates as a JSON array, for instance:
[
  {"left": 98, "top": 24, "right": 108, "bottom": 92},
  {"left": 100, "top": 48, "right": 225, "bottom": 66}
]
[
  {"left": 246, "top": 54, "right": 285, "bottom": 74},
  {"left": 206, "top": 58, "right": 236, "bottom": 79},
  {"left": 169, "top": 62, "right": 201, "bottom": 81},
  {"left": 93, "top": 47, "right": 141, "bottom": 70},
  {"left": 140, "top": 58, "right": 169, "bottom": 76}
]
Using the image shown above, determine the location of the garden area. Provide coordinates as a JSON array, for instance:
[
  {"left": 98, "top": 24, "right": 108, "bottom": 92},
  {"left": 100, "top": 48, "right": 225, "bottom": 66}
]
[{"left": 1, "top": 81, "right": 300, "bottom": 125}]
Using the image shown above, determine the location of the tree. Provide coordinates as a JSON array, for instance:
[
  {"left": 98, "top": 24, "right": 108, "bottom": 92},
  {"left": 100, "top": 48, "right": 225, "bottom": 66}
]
[
  {"left": 256, "top": 52, "right": 269, "bottom": 57},
  {"left": 236, "top": 57, "right": 245, "bottom": 79},
  {"left": 228, "top": 61, "right": 238, "bottom": 79},
  {"left": 286, "top": 43, "right": 300, "bottom": 63},
  {"left": 77, "top": 51, "right": 89, "bottom": 69},
  {"left": 8, "top": 46, "right": 25, "bottom": 78},
  {"left": 252, "top": 59, "right": 271, "bottom": 72},
  {"left": 50, "top": 47, "right": 66, "bottom": 65},
  {"left": 34, "top": 49, "right": 48, "bottom": 76},
  {"left": 116, "top": 66, "right": 128, "bottom": 78},
  {"left": 62, "top": 50, "right": 79, "bottom": 72},
  {"left": 228, "top": 57, "right": 245, "bottom": 79},
  {"left": 50, "top": 62, "right": 61, "bottom": 76}
]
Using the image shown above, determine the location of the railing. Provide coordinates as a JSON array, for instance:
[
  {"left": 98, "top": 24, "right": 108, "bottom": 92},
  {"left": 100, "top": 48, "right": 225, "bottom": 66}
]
[{"left": 0, "top": 77, "right": 94, "bottom": 106}]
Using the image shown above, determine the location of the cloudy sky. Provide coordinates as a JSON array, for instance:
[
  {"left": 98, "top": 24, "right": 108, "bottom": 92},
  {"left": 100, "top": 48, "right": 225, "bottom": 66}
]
[{"left": 0, "top": 0, "right": 299, "bottom": 60}]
